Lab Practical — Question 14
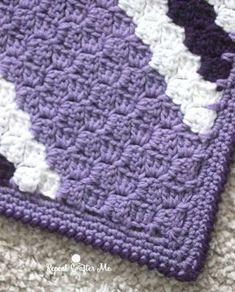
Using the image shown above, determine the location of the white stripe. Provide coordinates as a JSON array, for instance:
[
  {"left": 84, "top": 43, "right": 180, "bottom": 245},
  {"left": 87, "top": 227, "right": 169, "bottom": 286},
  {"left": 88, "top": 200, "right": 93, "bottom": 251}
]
[
  {"left": 0, "top": 76, "right": 59, "bottom": 198},
  {"left": 118, "top": 0, "right": 222, "bottom": 133},
  {"left": 206, "top": 0, "right": 235, "bottom": 33}
]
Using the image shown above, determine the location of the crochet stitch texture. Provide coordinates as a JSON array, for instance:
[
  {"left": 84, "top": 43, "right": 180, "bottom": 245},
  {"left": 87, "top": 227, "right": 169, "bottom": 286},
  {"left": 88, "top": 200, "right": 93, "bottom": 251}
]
[{"left": 0, "top": 0, "right": 235, "bottom": 281}]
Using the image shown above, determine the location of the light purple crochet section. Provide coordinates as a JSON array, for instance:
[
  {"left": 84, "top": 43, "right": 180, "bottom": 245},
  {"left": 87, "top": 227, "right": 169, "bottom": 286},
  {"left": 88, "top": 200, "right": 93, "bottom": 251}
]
[{"left": 0, "top": 0, "right": 234, "bottom": 281}]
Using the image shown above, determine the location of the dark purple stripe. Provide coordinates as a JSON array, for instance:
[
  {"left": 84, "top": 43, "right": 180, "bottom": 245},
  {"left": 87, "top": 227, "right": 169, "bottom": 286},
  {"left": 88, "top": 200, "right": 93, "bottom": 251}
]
[
  {"left": 167, "top": 0, "right": 235, "bottom": 82},
  {"left": 0, "top": 154, "right": 15, "bottom": 186}
]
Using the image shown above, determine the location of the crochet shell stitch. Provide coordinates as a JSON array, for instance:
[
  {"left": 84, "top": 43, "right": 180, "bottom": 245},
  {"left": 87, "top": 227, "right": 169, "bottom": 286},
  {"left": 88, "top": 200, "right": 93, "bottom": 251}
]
[{"left": 0, "top": 0, "right": 235, "bottom": 281}]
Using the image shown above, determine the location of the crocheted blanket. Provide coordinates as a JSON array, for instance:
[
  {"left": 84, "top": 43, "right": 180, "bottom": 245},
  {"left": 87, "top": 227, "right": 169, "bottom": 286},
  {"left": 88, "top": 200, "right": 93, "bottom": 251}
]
[{"left": 0, "top": 0, "right": 235, "bottom": 281}]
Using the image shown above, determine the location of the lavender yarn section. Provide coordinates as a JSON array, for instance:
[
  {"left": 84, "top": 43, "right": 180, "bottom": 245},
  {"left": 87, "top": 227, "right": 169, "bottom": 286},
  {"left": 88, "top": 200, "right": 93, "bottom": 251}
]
[
  {"left": 0, "top": 0, "right": 207, "bottom": 224},
  {"left": 0, "top": 0, "right": 234, "bottom": 281},
  {"left": 167, "top": 0, "right": 235, "bottom": 82}
]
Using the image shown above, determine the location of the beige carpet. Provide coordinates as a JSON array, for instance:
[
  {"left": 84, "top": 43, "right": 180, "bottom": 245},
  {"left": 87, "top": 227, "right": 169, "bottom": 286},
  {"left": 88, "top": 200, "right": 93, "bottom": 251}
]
[{"left": 0, "top": 163, "right": 235, "bottom": 292}]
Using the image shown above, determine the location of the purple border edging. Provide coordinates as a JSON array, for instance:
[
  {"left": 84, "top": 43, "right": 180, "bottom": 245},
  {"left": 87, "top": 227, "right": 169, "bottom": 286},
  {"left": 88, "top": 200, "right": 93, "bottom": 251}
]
[{"left": 0, "top": 0, "right": 235, "bottom": 281}]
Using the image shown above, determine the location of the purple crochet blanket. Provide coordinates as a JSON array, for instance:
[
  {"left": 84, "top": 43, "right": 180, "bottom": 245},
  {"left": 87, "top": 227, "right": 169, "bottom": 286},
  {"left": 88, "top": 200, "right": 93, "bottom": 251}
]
[{"left": 0, "top": 0, "right": 235, "bottom": 281}]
